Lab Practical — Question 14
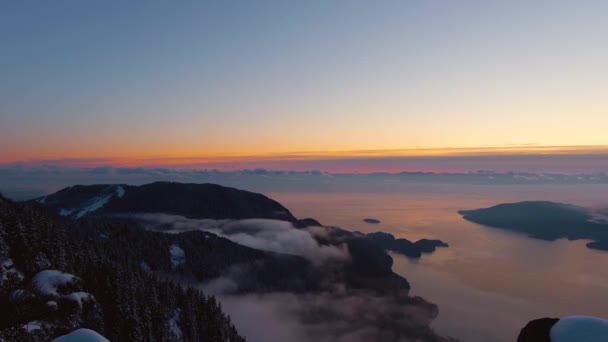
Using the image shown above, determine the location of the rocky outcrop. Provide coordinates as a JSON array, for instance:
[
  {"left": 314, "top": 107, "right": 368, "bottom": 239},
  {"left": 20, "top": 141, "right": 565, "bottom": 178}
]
[{"left": 518, "top": 317, "right": 559, "bottom": 342}]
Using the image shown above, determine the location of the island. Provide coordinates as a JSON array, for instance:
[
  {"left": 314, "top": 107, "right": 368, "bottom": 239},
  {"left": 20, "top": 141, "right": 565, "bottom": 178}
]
[
  {"left": 458, "top": 201, "right": 608, "bottom": 251},
  {"left": 363, "top": 218, "right": 381, "bottom": 224},
  {"left": 367, "top": 232, "right": 449, "bottom": 258}
]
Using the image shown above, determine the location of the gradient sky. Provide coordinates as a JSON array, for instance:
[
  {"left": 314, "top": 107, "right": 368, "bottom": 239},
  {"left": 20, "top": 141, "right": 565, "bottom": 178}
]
[{"left": 1, "top": 1, "right": 607, "bottom": 169}]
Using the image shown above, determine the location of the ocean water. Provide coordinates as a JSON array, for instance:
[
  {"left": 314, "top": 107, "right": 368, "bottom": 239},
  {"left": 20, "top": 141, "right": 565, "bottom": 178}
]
[{"left": 268, "top": 184, "right": 608, "bottom": 341}]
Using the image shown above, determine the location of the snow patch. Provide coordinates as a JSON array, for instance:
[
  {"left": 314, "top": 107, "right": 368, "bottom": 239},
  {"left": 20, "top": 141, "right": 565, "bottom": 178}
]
[
  {"left": 75, "top": 194, "right": 113, "bottom": 219},
  {"left": 169, "top": 245, "right": 185, "bottom": 270},
  {"left": 115, "top": 185, "right": 125, "bottom": 198},
  {"left": 1, "top": 258, "right": 14, "bottom": 269},
  {"left": 140, "top": 261, "right": 151, "bottom": 273},
  {"left": 37, "top": 196, "right": 47, "bottom": 204},
  {"left": 23, "top": 320, "right": 44, "bottom": 332},
  {"left": 61, "top": 292, "right": 95, "bottom": 308},
  {"left": 1, "top": 258, "right": 24, "bottom": 285},
  {"left": 551, "top": 316, "right": 608, "bottom": 342},
  {"left": 47, "top": 300, "right": 58, "bottom": 310},
  {"left": 32, "top": 270, "right": 78, "bottom": 297},
  {"left": 59, "top": 208, "right": 76, "bottom": 217},
  {"left": 9, "top": 289, "right": 30, "bottom": 303},
  {"left": 169, "top": 309, "right": 183, "bottom": 339},
  {"left": 51, "top": 328, "right": 110, "bottom": 342}
]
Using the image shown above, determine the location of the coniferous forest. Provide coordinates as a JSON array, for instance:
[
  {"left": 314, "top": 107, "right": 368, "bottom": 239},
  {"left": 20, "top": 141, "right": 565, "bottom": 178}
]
[{"left": 0, "top": 194, "right": 244, "bottom": 342}]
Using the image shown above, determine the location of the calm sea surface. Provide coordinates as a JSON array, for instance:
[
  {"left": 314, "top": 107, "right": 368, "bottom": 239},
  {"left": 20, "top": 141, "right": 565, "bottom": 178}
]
[{"left": 268, "top": 184, "right": 608, "bottom": 342}]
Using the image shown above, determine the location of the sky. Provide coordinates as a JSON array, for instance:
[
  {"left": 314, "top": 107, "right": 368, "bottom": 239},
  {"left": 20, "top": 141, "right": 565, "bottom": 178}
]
[{"left": 1, "top": 1, "right": 607, "bottom": 172}]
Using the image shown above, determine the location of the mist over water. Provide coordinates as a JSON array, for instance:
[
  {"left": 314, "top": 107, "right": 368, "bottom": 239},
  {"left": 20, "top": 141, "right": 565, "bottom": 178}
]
[{"left": 268, "top": 184, "right": 608, "bottom": 342}]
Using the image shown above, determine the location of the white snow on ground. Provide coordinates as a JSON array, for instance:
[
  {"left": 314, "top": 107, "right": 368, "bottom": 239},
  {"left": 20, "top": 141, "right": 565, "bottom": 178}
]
[
  {"left": 61, "top": 292, "right": 95, "bottom": 308},
  {"left": 9, "top": 289, "right": 29, "bottom": 302},
  {"left": 1, "top": 258, "right": 24, "bottom": 285},
  {"left": 140, "top": 261, "right": 151, "bottom": 273},
  {"left": 1, "top": 258, "right": 14, "bottom": 269},
  {"left": 32, "top": 270, "right": 78, "bottom": 297},
  {"left": 75, "top": 194, "right": 113, "bottom": 219},
  {"left": 47, "top": 301, "right": 58, "bottom": 310},
  {"left": 551, "top": 316, "right": 608, "bottom": 342},
  {"left": 22, "top": 320, "right": 44, "bottom": 332},
  {"left": 51, "top": 328, "right": 110, "bottom": 342},
  {"left": 169, "top": 309, "right": 183, "bottom": 339},
  {"left": 115, "top": 185, "right": 125, "bottom": 198},
  {"left": 59, "top": 208, "right": 76, "bottom": 217},
  {"left": 169, "top": 245, "right": 185, "bottom": 269}
]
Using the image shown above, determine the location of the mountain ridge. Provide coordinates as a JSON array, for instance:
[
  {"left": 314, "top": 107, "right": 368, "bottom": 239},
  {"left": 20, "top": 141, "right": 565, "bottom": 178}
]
[{"left": 30, "top": 181, "right": 297, "bottom": 221}]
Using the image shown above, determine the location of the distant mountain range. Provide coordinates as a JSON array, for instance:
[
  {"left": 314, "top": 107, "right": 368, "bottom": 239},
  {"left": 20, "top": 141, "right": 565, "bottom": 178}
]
[{"left": 459, "top": 201, "right": 608, "bottom": 251}]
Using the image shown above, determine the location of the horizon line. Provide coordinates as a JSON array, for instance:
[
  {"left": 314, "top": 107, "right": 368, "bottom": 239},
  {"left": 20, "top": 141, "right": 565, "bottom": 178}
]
[{"left": 3, "top": 144, "right": 608, "bottom": 168}]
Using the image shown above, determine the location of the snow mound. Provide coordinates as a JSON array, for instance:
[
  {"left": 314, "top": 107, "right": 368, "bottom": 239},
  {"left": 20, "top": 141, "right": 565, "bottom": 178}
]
[
  {"left": 32, "top": 270, "right": 78, "bottom": 297},
  {"left": 1, "top": 258, "right": 24, "bottom": 285},
  {"left": 551, "top": 315, "right": 608, "bottom": 342},
  {"left": 61, "top": 291, "right": 95, "bottom": 308},
  {"left": 51, "top": 328, "right": 110, "bottom": 342},
  {"left": 1, "top": 258, "right": 14, "bottom": 270},
  {"left": 22, "top": 320, "right": 44, "bottom": 332},
  {"left": 47, "top": 300, "right": 58, "bottom": 310},
  {"left": 169, "top": 245, "right": 185, "bottom": 269}
]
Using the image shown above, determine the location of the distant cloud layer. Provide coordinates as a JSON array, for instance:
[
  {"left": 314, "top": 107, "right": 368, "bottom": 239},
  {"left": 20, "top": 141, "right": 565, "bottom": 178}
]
[{"left": 2, "top": 163, "right": 608, "bottom": 201}]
